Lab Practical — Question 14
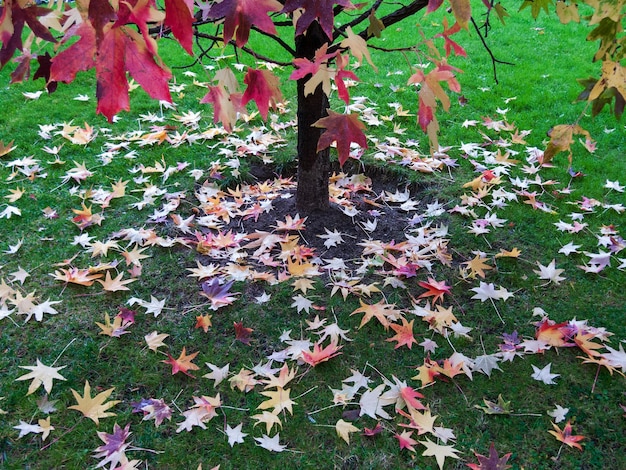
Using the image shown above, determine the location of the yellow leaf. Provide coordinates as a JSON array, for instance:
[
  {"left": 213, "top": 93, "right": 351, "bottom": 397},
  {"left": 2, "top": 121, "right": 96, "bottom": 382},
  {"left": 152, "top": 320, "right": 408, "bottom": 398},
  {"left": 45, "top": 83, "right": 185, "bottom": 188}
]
[
  {"left": 96, "top": 271, "right": 137, "bottom": 292},
  {"left": 448, "top": 0, "right": 472, "bottom": 29},
  {"left": 341, "top": 27, "right": 377, "bottom": 72},
  {"left": 336, "top": 419, "right": 360, "bottom": 444},
  {"left": 68, "top": 381, "right": 119, "bottom": 425}
]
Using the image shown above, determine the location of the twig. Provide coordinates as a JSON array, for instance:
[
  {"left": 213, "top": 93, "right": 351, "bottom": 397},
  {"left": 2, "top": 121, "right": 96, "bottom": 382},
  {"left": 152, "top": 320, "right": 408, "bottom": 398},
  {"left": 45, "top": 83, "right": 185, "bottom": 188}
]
[{"left": 51, "top": 338, "right": 77, "bottom": 367}]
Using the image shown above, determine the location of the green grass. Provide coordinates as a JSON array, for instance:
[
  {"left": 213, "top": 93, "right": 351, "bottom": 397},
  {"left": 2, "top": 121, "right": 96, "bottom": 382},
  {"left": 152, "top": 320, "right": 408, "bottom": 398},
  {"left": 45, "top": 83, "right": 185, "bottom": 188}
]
[{"left": 1, "top": 3, "right": 625, "bottom": 470}]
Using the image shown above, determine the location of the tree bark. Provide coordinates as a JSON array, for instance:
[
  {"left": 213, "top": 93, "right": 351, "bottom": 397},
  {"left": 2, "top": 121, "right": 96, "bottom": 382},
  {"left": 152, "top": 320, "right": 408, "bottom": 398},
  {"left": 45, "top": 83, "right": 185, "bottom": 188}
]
[{"left": 294, "top": 23, "right": 331, "bottom": 213}]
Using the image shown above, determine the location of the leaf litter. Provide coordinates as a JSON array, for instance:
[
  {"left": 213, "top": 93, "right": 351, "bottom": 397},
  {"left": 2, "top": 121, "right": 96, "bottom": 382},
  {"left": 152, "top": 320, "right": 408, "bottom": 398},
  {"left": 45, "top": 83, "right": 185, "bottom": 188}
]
[{"left": 0, "top": 68, "right": 624, "bottom": 468}]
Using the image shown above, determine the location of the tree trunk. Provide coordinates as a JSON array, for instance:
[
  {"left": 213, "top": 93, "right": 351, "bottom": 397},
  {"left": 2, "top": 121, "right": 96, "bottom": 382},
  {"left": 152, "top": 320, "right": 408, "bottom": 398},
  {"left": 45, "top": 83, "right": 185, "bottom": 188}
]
[{"left": 294, "top": 23, "right": 331, "bottom": 213}]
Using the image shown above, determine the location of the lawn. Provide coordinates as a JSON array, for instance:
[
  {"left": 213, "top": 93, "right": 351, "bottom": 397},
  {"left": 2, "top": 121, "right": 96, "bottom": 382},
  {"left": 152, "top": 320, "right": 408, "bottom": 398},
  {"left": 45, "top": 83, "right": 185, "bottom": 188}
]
[{"left": 0, "top": 3, "right": 625, "bottom": 470}]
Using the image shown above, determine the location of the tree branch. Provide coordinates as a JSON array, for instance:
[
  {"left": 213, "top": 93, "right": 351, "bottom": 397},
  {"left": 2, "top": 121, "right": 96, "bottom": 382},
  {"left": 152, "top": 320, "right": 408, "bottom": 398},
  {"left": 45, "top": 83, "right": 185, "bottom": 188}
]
[{"left": 470, "top": 16, "right": 515, "bottom": 84}]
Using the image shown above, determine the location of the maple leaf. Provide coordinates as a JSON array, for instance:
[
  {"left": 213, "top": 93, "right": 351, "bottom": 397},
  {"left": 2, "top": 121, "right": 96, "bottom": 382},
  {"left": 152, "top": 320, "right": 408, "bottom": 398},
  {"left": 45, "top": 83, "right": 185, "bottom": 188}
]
[
  {"left": 203, "top": 362, "right": 230, "bottom": 387},
  {"left": 234, "top": 321, "right": 253, "bottom": 345},
  {"left": 97, "top": 313, "right": 132, "bottom": 337},
  {"left": 93, "top": 422, "right": 132, "bottom": 469},
  {"left": 419, "top": 437, "right": 461, "bottom": 470},
  {"left": 548, "top": 404, "right": 570, "bottom": 424},
  {"left": 69, "top": 381, "right": 120, "bottom": 425},
  {"left": 435, "top": 18, "right": 467, "bottom": 57},
  {"left": 164, "top": 0, "right": 194, "bottom": 54},
  {"left": 207, "top": 0, "right": 281, "bottom": 47},
  {"left": 200, "top": 278, "right": 239, "bottom": 310},
  {"left": 386, "top": 318, "right": 418, "bottom": 349},
  {"left": 301, "top": 341, "right": 342, "bottom": 367},
  {"left": 226, "top": 423, "right": 247, "bottom": 447},
  {"left": 395, "top": 430, "right": 418, "bottom": 452},
  {"left": 162, "top": 347, "right": 200, "bottom": 377},
  {"left": 418, "top": 278, "right": 451, "bottom": 304},
  {"left": 195, "top": 314, "right": 213, "bottom": 333},
  {"left": 463, "top": 254, "right": 493, "bottom": 279},
  {"left": 241, "top": 68, "right": 283, "bottom": 120},
  {"left": 340, "top": 26, "right": 377, "bottom": 71},
  {"left": 281, "top": 0, "right": 356, "bottom": 39},
  {"left": 51, "top": 267, "right": 103, "bottom": 287},
  {"left": 336, "top": 419, "right": 360, "bottom": 444},
  {"left": 133, "top": 398, "right": 172, "bottom": 427},
  {"left": 200, "top": 84, "right": 239, "bottom": 131},
  {"left": 252, "top": 410, "right": 283, "bottom": 434},
  {"left": 257, "top": 387, "right": 296, "bottom": 415},
  {"left": 16, "top": 359, "right": 66, "bottom": 395},
  {"left": 359, "top": 383, "right": 393, "bottom": 420},
  {"left": 255, "top": 432, "right": 287, "bottom": 452},
  {"left": 534, "top": 259, "right": 566, "bottom": 285},
  {"left": 475, "top": 395, "right": 513, "bottom": 415},
  {"left": 313, "top": 109, "right": 368, "bottom": 166},
  {"left": 466, "top": 442, "right": 512, "bottom": 470},
  {"left": 548, "top": 420, "right": 585, "bottom": 450},
  {"left": 144, "top": 331, "right": 169, "bottom": 352},
  {"left": 350, "top": 299, "right": 402, "bottom": 330}
]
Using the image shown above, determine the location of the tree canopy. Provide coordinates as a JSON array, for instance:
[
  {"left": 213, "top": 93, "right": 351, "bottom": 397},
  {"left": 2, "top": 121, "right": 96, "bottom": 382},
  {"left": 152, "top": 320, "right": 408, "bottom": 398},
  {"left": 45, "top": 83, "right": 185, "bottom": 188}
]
[{"left": 1, "top": 0, "right": 624, "bottom": 209}]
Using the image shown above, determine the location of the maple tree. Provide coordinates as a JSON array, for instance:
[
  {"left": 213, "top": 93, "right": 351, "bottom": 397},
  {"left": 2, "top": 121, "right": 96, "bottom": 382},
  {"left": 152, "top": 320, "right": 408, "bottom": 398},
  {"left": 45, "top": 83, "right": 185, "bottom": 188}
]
[{"left": 2, "top": 0, "right": 623, "bottom": 211}]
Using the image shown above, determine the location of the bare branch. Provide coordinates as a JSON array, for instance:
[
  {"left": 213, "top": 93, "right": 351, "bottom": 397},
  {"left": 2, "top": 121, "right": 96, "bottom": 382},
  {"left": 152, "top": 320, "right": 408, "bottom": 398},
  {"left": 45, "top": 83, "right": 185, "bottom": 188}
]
[{"left": 470, "top": 16, "right": 515, "bottom": 84}]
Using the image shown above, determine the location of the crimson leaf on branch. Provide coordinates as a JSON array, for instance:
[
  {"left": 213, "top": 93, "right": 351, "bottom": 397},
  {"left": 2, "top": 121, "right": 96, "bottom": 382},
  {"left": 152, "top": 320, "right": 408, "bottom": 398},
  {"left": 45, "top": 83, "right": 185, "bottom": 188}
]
[
  {"left": 207, "top": 0, "right": 281, "bottom": 48},
  {"left": 0, "top": 1, "right": 56, "bottom": 68},
  {"left": 313, "top": 109, "right": 368, "bottom": 166},
  {"left": 164, "top": 0, "right": 194, "bottom": 55},
  {"left": 281, "top": 0, "right": 356, "bottom": 40},
  {"left": 241, "top": 68, "right": 283, "bottom": 120}
]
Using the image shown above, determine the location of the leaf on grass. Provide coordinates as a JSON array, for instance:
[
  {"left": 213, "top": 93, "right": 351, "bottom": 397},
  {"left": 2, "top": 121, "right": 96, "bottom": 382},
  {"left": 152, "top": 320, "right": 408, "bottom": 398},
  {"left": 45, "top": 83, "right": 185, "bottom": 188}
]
[
  {"left": 254, "top": 433, "right": 287, "bottom": 452},
  {"left": 301, "top": 341, "right": 342, "bottom": 367},
  {"left": 200, "top": 278, "right": 239, "bottom": 310},
  {"left": 386, "top": 318, "right": 418, "bottom": 349},
  {"left": 475, "top": 395, "right": 512, "bottom": 415},
  {"left": 162, "top": 347, "right": 200, "bottom": 377},
  {"left": 467, "top": 442, "right": 512, "bottom": 470},
  {"left": 234, "top": 321, "right": 253, "bottom": 345},
  {"left": 16, "top": 359, "right": 66, "bottom": 395},
  {"left": 69, "top": 381, "right": 119, "bottom": 425},
  {"left": 336, "top": 419, "right": 360, "bottom": 444},
  {"left": 144, "top": 331, "right": 169, "bottom": 352},
  {"left": 97, "top": 271, "right": 136, "bottom": 292},
  {"left": 548, "top": 420, "right": 585, "bottom": 450},
  {"left": 419, "top": 437, "right": 461, "bottom": 469}
]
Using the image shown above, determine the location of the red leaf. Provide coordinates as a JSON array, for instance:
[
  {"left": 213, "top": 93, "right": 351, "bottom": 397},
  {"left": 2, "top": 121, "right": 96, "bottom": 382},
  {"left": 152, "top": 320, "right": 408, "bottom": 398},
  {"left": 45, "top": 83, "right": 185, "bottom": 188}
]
[
  {"left": 89, "top": 0, "right": 116, "bottom": 44},
  {"left": 241, "top": 68, "right": 282, "bottom": 120},
  {"left": 466, "top": 442, "right": 512, "bottom": 469},
  {"left": 362, "top": 422, "right": 383, "bottom": 436},
  {"left": 313, "top": 109, "right": 368, "bottom": 166},
  {"left": 418, "top": 93, "right": 434, "bottom": 133},
  {"left": 233, "top": 321, "right": 253, "bottom": 345},
  {"left": 548, "top": 421, "right": 585, "bottom": 450},
  {"left": 281, "top": 0, "right": 355, "bottom": 40},
  {"left": 162, "top": 347, "right": 200, "bottom": 377},
  {"left": 335, "top": 53, "right": 359, "bottom": 104},
  {"left": 435, "top": 19, "right": 467, "bottom": 57},
  {"left": 207, "top": 0, "right": 281, "bottom": 48},
  {"left": 50, "top": 23, "right": 97, "bottom": 84},
  {"left": 1, "top": 2, "right": 56, "bottom": 68},
  {"left": 418, "top": 277, "right": 451, "bottom": 304},
  {"left": 200, "top": 84, "right": 239, "bottom": 131},
  {"left": 301, "top": 341, "right": 342, "bottom": 367},
  {"left": 95, "top": 26, "right": 130, "bottom": 120},
  {"left": 290, "top": 43, "right": 337, "bottom": 81},
  {"left": 164, "top": 0, "right": 194, "bottom": 55},
  {"left": 124, "top": 28, "right": 172, "bottom": 102},
  {"left": 427, "top": 0, "right": 445, "bottom": 13}
]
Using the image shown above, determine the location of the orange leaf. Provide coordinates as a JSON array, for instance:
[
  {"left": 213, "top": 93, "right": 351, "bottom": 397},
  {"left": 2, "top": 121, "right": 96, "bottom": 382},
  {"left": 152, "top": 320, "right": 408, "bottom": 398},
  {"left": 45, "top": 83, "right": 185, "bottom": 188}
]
[
  {"left": 386, "top": 318, "right": 418, "bottom": 349},
  {"left": 162, "top": 347, "right": 199, "bottom": 377},
  {"left": 301, "top": 341, "right": 342, "bottom": 367},
  {"left": 548, "top": 421, "right": 585, "bottom": 450}
]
